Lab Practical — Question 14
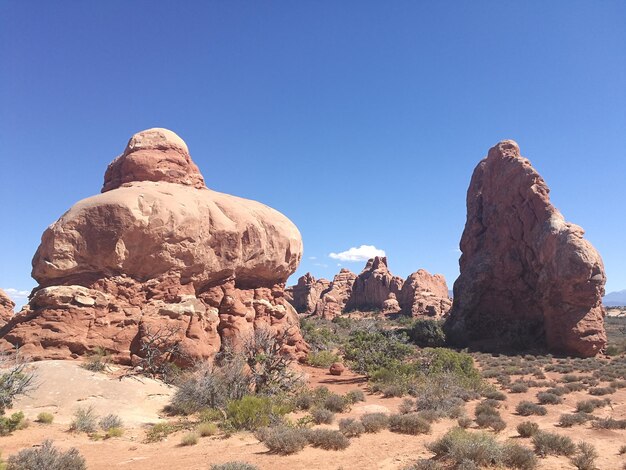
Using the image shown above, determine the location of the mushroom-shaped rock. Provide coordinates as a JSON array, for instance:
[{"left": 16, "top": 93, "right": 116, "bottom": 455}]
[
  {"left": 445, "top": 140, "right": 606, "bottom": 357},
  {"left": 1, "top": 128, "right": 307, "bottom": 364}
]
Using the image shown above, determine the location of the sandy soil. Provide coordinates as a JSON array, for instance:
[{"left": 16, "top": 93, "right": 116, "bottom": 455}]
[{"left": 1, "top": 361, "right": 625, "bottom": 469}]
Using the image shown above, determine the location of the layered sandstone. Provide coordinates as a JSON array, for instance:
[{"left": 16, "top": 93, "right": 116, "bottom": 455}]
[
  {"left": 398, "top": 269, "right": 451, "bottom": 317},
  {"left": 287, "top": 273, "right": 330, "bottom": 314},
  {"left": 445, "top": 140, "right": 606, "bottom": 357},
  {"left": 0, "top": 289, "right": 14, "bottom": 326},
  {"left": 0, "top": 128, "right": 307, "bottom": 364},
  {"left": 346, "top": 257, "right": 404, "bottom": 312},
  {"left": 313, "top": 269, "right": 357, "bottom": 319}
]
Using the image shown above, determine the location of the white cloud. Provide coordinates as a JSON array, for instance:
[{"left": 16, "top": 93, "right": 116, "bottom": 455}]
[
  {"left": 313, "top": 262, "right": 328, "bottom": 268},
  {"left": 3, "top": 288, "right": 30, "bottom": 303},
  {"left": 329, "top": 245, "right": 386, "bottom": 262},
  {"left": 308, "top": 256, "right": 317, "bottom": 260}
]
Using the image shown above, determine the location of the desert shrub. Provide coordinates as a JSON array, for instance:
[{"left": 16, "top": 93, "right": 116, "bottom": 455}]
[
  {"left": 69, "top": 406, "right": 97, "bottom": 433},
  {"left": 532, "top": 431, "right": 576, "bottom": 457},
  {"left": 382, "top": 384, "right": 405, "bottom": 398},
  {"left": 589, "top": 386, "right": 616, "bottom": 396},
  {"left": 537, "top": 392, "right": 563, "bottom": 405},
  {"left": 408, "top": 320, "right": 446, "bottom": 348},
  {"left": 502, "top": 443, "right": 539, "bottom": 470},
  {"left": 6, "top": 440, "right": 85, "bottom": 470},
  {"left": 565, "top": 382, "right": 586, "bottom": 392},
  {"left": 474, "top": 401, "right": 505, "bottom": 432},
  {"left": 559, "top": 412, "right": 593, "bottom": 428},
  {"left": 99, "top": 414, "right": 122, "bottom": 431},
  {"left": 306, "top": 351, "right": 340, "bottom": 368},
  {"left": 343, "top": 329, "right": 413, "bottom": 375},
  {"left": 226, "top": 396, "right": 289, "bottom": 430},
  {"left": 516, "top": 401, "right": 547, "bottom": 416},
  {"left": 389, "top": 413, "right": 431, "bottom": 435},
  {"left": 180, "top": 432, "right": 199, "bottom": 446},
  {"left": 418, "top": 409, "right": 443, "bottom": 423},
  {"left": 323, "top": 393, "right": 348, "bottom": 412},
  {"left": 306, "top": 428, "right": 350, "bottom": 450},
  {"left": 338, "top": 418, "right": 365, "bottom": 437},
  {"left": 428, "top": 427, "right": 524, "bottom": 469},
  {"left": 419, "top": 348, "right": 481, "bottom": 383},
  {"left": 169, "top": 359, "right": 249, "bottom": 414},
  {"left": 576, "top": 398, "right": 610, "bottom": 413},
  {"left": 36, "top": 412, "right": 54, "bottom": 424},
  {"left": 517, "top": 421, "right": 540, "bottom": 438},
  {"left": 360, "top": 413, "right": 389, "bottom": 433},
  {"left": 482, "top": 388, "right": 507, "bottom": 400},
  {"left": 457, "top": 416, "right": 473, "bottom": 428},
  {"left": 399, "top": 398, "right": 415, "bottom": 414},
  {"left": 81, "top": 347, "right": 109, "bottom": 372},
  {"left": 257, "top": 426, "right": 307, "bottom": 454},
  {"left": 311, "top": 408, "right": 334, "bottom": 424},
  {"left": 570, "top": 442, "right": 598, "bottom": 470},
  {"left": 145, "top": 422, "right": 180, "bottom": 442},
  {"left": 344, "top": 389, "right": 365, "bottom": 404},
  {"left": 412, "top": 373, "right": 475, "bottom": 418},
  {"left": 197, "top": 421, "right": 218, "bottom": 437},
  {"left": 404, "top": 459, "right": 442, "bottom": 470},
  {"left": 0, "top": 353, "right": 35, "bottom": 415},
  {"left": 620, "top": 444, "right": 626, "bottom": 455},
  {"left": 105, "top": 427, "right": 123, "bottom": 438},
  {"left": 510, "top": 382, "right": 529, "bottom": 393},
  {"left": 210, "top": 463, "right": 259, "bottom": 470},
  {"left": 545, "top": 386, "right": 569, "bottom": 396},
  {"left": 0, "top": 411, "right": 25, "bottom": 436},
  {"left": 591, "top": 417, "right": 626, "bottom": 429}
]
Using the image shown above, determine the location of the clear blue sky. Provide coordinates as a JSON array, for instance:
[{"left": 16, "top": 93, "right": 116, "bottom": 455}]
[{"left": 1, "top": 1, "right": 625, "bottom": 306}]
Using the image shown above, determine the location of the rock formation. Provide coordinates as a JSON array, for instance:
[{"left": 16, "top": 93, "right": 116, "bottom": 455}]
[
  {"left": 313, "top": 269, "right": 357, "bottom": 319},
  {"left": 381, "top": 293, "right": 401, "bottom": 315},
  {"left": 445, "top": 140, "right": 606, "bottom": 357},
  {"left": 286, "top": 273, "right": 330, "bottom": 314},
  {"left": 398, "top": 269, "right": 452, "bottom": 317},
  {"left": 0, "top": 128, "right": 308, "bottom": 364},
  {"left": 0, "top": 289, "right": 14, "bottom": 326},
  {"left": 346, "top": 257, "right": 404, "bottom": 312}
]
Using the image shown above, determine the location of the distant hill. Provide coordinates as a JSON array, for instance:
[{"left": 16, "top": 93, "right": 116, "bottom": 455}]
[{"left": 604, "top": 289, "right": 626, "bottom": 307}]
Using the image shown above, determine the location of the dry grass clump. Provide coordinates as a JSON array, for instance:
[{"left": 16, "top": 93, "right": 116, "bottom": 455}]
[
  {"left": 559, "top": 412, "right": 593, "bottom": 428},
  {"left": 576, "top": 398, "right": 610, "bottom": 413},
  {"left": 36, "top": 412, "right": 54, "bottom": 424},
  {"left": 517, "top": 421, "right": 540, "bottom": 438},
  {"left": 389, "top": 413, "right": 431, "bottom": 435},
  {"left": 69, "top": 406, "right": 98, "bottom": 433},
  {"left": 536, "top": 391, "right": 563, "bottom": 405},
  {"left": 210, "top": 463, "right": 259, "bottom": 470},
  {"left": 532, "top": 431, "right": 576, "bottom": 457},
  {"left": 360, "top": 413, "right": 389, "bottom": 433},
  {"left": 570, "top": 442, "right": 598, "bottom": 470},
  {"left": 516, "top": 401, "right": 547, "bottom": 416},
  {"left": 180, "top": 432, "right": 199, "bottom": 446},
  {"left": 197, "top": 421, "right": 218, "bottom": 437}
]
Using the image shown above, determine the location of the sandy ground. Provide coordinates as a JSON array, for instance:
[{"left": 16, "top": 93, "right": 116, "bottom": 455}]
[{"left": 1, "top": 361, "right": 625, "bottom": 469}]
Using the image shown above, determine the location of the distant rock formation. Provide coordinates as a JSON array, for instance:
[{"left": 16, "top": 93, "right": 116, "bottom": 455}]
[
  {"left": 0, "top": 128, "right": 308, "bottom": 364},
  {"left": 313, "top": 269, "right": 357, "bottom": 319},
  {"left": 287, "top": 258, "right": 451, "bottom": 320},
  {"left": 286, "top": 273, "right": 330, "bottom": 314},
  {"left": 0, "top": 289, "right": 14, "bottom": 326},
  {"left": 398, "top": 269, "right": 451, "bottom": 317},
  {"left": 346, "top": 257, "right": 404, "bottom": 312},
  {"left": 445, "top": 140, "right": 606, "bottom": 357}
]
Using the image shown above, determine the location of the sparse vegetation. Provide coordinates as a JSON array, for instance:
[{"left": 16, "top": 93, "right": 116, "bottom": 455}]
[
  {"left": 338, "top": 418, "right": 365, "bottom": 437},
  {"left": 306, "top": 428, "right": 350, "bottom": 450},
  {"left": 570, "top": 442, "right": 598, "bottom": 470},
  {"left": 517, "top": 421, "right": 540, "bottom": 438},
  {"left": 180, "top": 432, "right": 199, "bottom": 446},
  {"left": 360, "top": 413, "right": 389, "bottom": 433},
  {"left": 516, "top": 401, "right": 547, "bottom": 416},
  {"left": 311, "top": 407, "right": 334, "bottom": 424},
  {"left": 532, "top": 431, "right": 576, "bottom": 457},
  {"left": 306, "top": 350, "right": 340, "bottom": 368},
  {"left": 36, "top": 412, "right": 54, "bottom": 424},
  {"left": 0, "top": 411, "right": 26, "bottom": 436},
  {"left": 389, "top": 413, "right": 431, "bottom": 435},
  {"left": 210, "top": 463, "right": 259, "bottom": 470},
  {"left": 0, "top": 352, "right": 35, "bottom": 415},
  {"left": 6, "top": 440, "right": 86, "bottom": 470},
  {"left": 69, "top": 406, "right": 98, "bottom": 433}
]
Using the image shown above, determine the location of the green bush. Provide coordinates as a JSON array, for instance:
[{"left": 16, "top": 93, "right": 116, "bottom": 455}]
[
  {"left": 343, "top": 329, "right": 413, "bottom": 375},
  {"left": 257, "top": 426, "right": 307, "bottom": 454},
  {"left": 408, "top": 320, "right": 446, "bottom": 348},
  {"left": 0, "top": 411, "right": 25, "bottom": 436},
  {"left": 419, "top": 348, "right": 481, "bottom": 384},
  {"left": 516, "top": 401, "right": 547, "bottom": 416},
  {"left": 306, "top": 351, "right": 340, "bottom": 368},
  {"left": 389, "top": 413, "right": 431, "bottom": 435},
  {"left": 360, "top": 413, "right": 389, "bottom": 433},
  {"left": 311, "top": 408, "right": 334, "bottom": 425},
  {"left": 338, "top": 418, "right": 365, "bottom": 437},
  {"left": 306, "top": 428, "right": 350, "bottom": 450},
  {"left": 532, "top": 431, "right": 576, "bottom": 457},
  {"left": 6, "top": 440, "right": 86, "bottom": 470},
  {"left": 226, "top": 396, "right": 289, "bottom": 430},
  {"left": 36, "top": 412, "right": 54, "bottom": 424},
  {"left": 69, "top": 406, "right": 98, "bottom": 433}
]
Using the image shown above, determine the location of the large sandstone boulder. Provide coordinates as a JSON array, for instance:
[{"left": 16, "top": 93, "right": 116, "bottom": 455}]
[
  {"left": 0, "top": 128, "right": 308, "bottom": 364},
  {"left": 287, "top": 273, "right": 330, "bottom": 314},
  {"left": 313, "top": 269, "right": 357, "bottom": 319},
  {"left": 398, "top": 269, "right": 451, "bottom": 318},
  {"left": 0, "top": 289, "right": 14, "bottom": 326},
  {"left": 346, "top": 257, "right": 404, "bottom": 312},
  {"left": 445, "top": 140, "right": 606, "bottom": 357}
]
